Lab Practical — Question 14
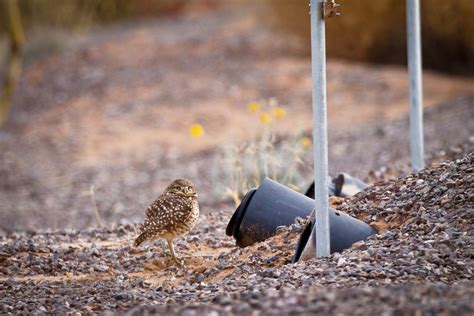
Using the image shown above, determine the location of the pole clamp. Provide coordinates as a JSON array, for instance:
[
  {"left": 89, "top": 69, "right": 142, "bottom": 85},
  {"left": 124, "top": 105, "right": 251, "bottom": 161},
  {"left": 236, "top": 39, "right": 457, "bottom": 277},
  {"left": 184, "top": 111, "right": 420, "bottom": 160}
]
[{"left": 323, "top": 0, "right": 341, "bottom": 19}]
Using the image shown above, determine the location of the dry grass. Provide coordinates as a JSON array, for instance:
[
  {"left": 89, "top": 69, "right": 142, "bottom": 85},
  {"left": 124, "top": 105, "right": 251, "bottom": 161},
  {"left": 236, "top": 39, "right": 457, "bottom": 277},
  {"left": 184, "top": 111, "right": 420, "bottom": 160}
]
[{"left": 222, "top": 99, "right": 313, "bottom": 206}]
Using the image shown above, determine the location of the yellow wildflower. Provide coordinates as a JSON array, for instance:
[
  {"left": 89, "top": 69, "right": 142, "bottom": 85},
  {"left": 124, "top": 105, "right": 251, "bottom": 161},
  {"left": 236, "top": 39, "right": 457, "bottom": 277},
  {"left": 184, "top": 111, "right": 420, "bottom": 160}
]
[
  {"left": 247, "top": 102, "right": 261, "bottom": 113},
  {"left": 259, "top": 112, "right": 272, "bottom": 124},
  {"left": 272, "top": 106, "right": 286, "bottom": 118},
  {"left": 300, "top": 136, "right": 312, "bottom": 149},
  {"left": 189, "top": 124, "right": 204, "bottom": 138}
]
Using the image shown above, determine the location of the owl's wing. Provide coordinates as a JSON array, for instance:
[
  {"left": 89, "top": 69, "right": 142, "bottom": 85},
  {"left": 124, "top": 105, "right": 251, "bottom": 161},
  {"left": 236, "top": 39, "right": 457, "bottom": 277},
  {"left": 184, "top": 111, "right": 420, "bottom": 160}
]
[{"left": 142, "top": 194, "right": 193, "bottom": 233}]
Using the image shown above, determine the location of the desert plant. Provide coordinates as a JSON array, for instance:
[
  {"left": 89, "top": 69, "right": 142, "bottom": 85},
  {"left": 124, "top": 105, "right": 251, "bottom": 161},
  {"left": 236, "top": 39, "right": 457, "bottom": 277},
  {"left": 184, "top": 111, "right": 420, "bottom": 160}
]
[{"left": 223, "top": 99, "right": 313, "bottom": 206}]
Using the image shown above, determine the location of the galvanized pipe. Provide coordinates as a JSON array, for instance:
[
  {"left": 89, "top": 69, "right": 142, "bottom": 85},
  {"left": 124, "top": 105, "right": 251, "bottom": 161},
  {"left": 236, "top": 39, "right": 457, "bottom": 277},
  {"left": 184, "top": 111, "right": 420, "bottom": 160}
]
[
  {"left": 406, "top": 0, "right": 424, "bottom": 171},
  {"left": 310, "top": 0, "right": 330, "bottom": 257}
]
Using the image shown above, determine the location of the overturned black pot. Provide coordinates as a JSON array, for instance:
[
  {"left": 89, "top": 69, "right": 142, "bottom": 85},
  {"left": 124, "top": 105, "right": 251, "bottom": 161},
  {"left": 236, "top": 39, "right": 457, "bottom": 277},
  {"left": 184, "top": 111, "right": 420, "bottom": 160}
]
[
  {"left": 305, "top": 173, "right": 368, "bottom": 199},
  {"left": 334, "top": 173, "right": 368, "bottom": 197},
  {"left": 226, "top": 177, "right": 374, "bottom": 250},
  {"left": 226, "top": 178, "right": 316, "bottom": 247},
  {"left": 292, "top": 210, "right": 376, "bottom": 263},
  {"left": 304, "top": 180, "right": 336, "bottom": 198}
]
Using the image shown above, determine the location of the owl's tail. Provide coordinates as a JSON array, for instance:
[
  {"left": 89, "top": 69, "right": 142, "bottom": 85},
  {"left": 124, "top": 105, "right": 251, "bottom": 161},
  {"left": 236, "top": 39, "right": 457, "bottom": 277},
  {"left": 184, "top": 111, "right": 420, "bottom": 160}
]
[{"left": 134, "top": 232, "right": 148, "bottom": 247}]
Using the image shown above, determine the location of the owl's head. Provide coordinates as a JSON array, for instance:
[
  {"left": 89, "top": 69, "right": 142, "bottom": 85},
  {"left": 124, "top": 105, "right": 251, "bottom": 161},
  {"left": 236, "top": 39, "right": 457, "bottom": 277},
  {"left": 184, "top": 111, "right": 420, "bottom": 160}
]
[{"left": 164, "top": 178, "right": 198, "bottom": 198}]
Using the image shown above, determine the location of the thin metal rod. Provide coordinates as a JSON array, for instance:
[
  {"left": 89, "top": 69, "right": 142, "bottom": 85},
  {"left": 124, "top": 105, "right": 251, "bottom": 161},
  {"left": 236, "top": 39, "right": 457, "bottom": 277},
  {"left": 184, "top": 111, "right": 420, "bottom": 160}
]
[
  {"left": 406, "top": 0, "right": 424, "bottom": 172},
  {"left": 310, "top": 0, "right": 330, "bottom": 257}
]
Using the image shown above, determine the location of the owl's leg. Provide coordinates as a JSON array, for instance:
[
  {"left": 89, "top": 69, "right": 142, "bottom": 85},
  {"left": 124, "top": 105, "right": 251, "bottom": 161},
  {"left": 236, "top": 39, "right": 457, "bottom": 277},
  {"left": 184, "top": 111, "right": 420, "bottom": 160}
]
[{"left": 166, "top": 239, "right": 183, "bottom": 266}]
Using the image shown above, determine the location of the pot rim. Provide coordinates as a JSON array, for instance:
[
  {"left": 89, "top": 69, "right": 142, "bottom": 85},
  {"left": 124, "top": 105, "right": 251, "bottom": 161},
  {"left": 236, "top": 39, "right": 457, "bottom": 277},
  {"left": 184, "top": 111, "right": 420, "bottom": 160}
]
[{"left": 225, "top": 188, "right": 257, "bottom": 238}]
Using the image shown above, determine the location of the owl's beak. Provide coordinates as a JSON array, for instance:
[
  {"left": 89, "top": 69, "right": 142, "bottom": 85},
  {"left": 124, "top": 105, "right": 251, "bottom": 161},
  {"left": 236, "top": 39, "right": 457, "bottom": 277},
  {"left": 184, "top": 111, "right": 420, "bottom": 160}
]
[{"left": 186, "top": 188, "right": 197, "bottom": 197}]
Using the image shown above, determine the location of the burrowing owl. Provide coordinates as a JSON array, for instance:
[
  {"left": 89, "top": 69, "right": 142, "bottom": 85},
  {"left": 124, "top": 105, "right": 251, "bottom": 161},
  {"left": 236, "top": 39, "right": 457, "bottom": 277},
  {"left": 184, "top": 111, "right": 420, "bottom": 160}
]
[{"left": 134, "top": 179, "right": 199, "bottom": 265}]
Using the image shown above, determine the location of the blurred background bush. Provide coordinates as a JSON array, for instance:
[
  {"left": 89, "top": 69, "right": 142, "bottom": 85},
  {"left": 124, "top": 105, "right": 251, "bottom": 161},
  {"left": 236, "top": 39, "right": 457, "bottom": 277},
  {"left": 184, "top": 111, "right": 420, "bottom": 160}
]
[
  {"left": 0, "top": 0, "right": 186, "bottom": 31},
  {"left": 0, "top": 0, "right": 188, "bottom": 61},
  {"left": 269, "top": 0, "right": 474, "bottom": 75}
]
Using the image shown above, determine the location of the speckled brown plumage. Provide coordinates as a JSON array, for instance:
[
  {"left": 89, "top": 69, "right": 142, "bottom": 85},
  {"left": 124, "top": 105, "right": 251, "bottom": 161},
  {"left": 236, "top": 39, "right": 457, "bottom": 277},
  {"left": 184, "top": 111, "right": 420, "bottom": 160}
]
[{"left": 134, "top": 179, "right": 199, "bottom": 265}]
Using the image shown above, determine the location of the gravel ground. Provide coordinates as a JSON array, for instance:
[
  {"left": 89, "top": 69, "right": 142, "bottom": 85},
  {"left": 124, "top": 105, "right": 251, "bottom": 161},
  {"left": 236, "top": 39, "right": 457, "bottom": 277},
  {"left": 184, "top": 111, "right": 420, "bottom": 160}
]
[{"left": 1, "top": 149, "right": 472, "bottom": 314}]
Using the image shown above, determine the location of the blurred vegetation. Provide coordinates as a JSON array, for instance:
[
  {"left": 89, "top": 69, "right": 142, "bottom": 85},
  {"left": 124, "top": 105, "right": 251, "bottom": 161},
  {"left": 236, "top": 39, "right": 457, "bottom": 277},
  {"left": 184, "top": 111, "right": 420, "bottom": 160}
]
[
  {"left": 224, "top": 100, "right": 312, "bottom": 206},
  {"left": 0, "top": 0, "right": 188, "bottom": 62},
  {"left": 0, "top": 0, "right": 187, "bottom": 126},
  {"left": 0, "top": 0, "right": 186, "bottom": 33},
  {"left": 269, "top": 0, "right": 474, "bottom": 75},
  {"left": 0, "top": 0, "right": 25, "bottom": 127}
]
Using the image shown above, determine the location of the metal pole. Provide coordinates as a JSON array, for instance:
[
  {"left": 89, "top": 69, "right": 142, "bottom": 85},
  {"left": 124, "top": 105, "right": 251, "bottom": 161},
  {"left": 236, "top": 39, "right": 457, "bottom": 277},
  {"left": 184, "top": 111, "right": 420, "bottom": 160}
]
[
  {"left": 310, "top": 0, "right": 330, "bottom": 257},
  {"left": 406, "top": 0, "right": 424, "bottom": 171}
]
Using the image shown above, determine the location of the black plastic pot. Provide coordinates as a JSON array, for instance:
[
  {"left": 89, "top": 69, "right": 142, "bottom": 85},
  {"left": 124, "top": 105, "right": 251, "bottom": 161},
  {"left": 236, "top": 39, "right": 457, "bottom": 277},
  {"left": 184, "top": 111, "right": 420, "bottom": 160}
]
[
  {"left": 305, "top": 173, "right": 368, "bottom": 199},
  {"left": 334, "top": 173, "right": 368, "bottom": 197},
  {"left": 226, "top": 178, "right": 316, "bottom": 247},
  {"left": 292, "top": 210, "right": 375, "bottom": 263},
  {"left": 304, "top": 180, "right": 336, "bottom": 198},
  {"left": 226, "top": 177, "right": 374, "bottom": 249}
]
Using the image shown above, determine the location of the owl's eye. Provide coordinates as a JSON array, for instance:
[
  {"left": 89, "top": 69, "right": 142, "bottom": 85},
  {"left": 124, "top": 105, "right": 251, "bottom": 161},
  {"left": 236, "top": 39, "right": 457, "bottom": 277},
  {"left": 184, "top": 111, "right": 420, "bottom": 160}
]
[{"left": 188, "top": 186, "right": 193, "bottom": 190}]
